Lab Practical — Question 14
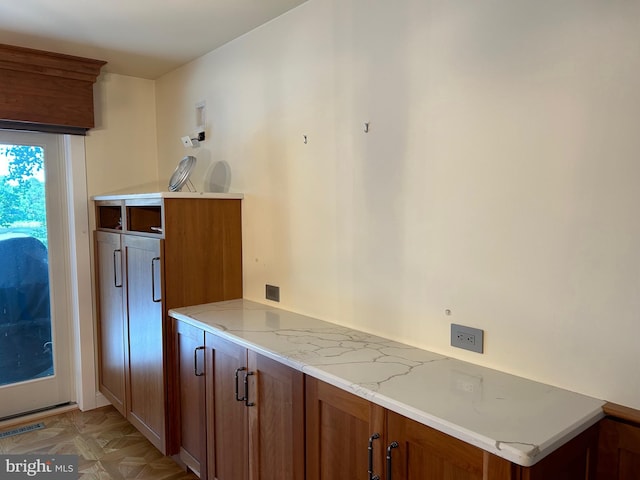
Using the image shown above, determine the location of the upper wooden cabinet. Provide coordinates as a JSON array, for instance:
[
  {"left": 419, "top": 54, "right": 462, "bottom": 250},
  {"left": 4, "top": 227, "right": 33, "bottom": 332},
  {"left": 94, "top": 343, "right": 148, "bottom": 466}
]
[
  {"left": 95, "top": 195, "right": 243, "bottom": 310},
  {"left": 94, "top": 194, "right": 243, "bottom": 454}
]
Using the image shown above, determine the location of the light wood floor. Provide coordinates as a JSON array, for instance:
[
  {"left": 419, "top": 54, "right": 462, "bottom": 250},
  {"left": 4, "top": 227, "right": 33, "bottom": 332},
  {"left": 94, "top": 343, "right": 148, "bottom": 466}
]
[{"left": 0, "top": 405, "right": 197, "bottom": 480}]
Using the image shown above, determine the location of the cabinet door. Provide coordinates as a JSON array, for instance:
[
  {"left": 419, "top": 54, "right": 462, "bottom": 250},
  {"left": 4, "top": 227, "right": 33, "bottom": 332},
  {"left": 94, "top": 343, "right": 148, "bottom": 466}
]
[
  {"left": 175, "top": 320, "right": 206, "bottom": 477},
  {"left": 520, "top": 423, "right": 597, "bottom": 480},
  {"left": 248, "top": 352, "right": 305, "bottom": 480},
  {"left": 597, "top": 418, "right": 640, "bottom": 479},
  {"left": 95, "top": 231, "right": 126, "bottom": 416},
  {"left": 123, "top": 235, "right": 166, "bottom": 453},
  {"left": 387, "top": 411, "right": 514, "bottom": 480},
  {"left": 306, "top": 377, "right": 386, "bottom": 480},
  {"left": 206, "top": 333, "right": 249, "bottom": 480}
]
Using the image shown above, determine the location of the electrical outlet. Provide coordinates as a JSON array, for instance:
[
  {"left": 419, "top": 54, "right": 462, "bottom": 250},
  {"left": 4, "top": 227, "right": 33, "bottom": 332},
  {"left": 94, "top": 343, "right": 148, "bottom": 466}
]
[
  {"left": 451, "top": 324, "right": 484, "bottom": 353},
  {"left": 265, "top": 284, "right": 280, "bottom": 302}
]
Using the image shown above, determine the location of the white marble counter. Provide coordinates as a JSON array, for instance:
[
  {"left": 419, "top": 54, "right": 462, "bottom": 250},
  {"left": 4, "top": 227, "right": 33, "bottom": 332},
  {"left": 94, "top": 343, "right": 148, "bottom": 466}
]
[
  {"left": 92, "top": 192, "right": 243, "bottom": 201},
  {"left": 168, "top": 299, "right": 604, "bottom": 467}
]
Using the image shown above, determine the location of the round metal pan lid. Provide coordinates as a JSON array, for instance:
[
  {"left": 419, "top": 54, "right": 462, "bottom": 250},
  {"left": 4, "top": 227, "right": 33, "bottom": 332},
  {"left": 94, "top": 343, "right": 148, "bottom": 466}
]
[{"left": 168, "top": 155, "right": 196, "bottom": 192}]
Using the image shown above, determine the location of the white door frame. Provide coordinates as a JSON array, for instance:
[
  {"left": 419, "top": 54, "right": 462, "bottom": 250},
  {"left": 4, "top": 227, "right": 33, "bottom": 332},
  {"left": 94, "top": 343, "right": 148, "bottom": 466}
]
[{"left": 64, "top": 135, "right": 101, "bottom": 412}]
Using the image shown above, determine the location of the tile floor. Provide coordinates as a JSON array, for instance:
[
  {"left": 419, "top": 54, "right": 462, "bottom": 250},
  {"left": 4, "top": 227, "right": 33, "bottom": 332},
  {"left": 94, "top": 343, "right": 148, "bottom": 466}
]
[{"left": 0, "top": 405, "right": 197, "bottom": 480}]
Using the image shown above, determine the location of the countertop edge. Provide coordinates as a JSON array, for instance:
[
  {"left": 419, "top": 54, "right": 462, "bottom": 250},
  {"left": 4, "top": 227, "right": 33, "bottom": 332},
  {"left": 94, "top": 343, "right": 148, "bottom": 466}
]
[{"left": 92, "top": 192, "right": 244, "bottom": 200}]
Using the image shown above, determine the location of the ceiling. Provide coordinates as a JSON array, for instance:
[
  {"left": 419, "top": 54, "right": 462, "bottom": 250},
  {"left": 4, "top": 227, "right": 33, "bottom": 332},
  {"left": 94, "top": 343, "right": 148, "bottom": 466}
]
[{"left": 0, "top": 0, "right": 307, "bottom": 79}]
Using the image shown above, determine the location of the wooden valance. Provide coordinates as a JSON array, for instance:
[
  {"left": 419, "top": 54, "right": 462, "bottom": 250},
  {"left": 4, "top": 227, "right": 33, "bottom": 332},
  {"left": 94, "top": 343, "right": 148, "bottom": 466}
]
[{"left": 0, "top": 43, "right": 106, "bottom": 134}]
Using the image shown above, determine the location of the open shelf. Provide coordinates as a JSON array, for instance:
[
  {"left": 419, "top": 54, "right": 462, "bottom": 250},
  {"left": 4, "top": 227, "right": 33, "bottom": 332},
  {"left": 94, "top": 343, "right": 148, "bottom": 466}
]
[
  {"left": 96, "top": 200, "right": 163, "bottom": 236},
  {"left": 126, "top": 205, "right": 162, "bottom": 234},
  {"left": 96, "top": 204, "right": 123, "bottom": 230}
]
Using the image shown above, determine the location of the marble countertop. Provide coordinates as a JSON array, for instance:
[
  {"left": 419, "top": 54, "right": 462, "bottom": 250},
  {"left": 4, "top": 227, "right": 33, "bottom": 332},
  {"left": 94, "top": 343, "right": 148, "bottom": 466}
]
[
  {"left": 168, "top": 299, "right": 604, "bottom": 467},
  {"left": 92, "top": 192, "right": 243, "bottom": 201}
]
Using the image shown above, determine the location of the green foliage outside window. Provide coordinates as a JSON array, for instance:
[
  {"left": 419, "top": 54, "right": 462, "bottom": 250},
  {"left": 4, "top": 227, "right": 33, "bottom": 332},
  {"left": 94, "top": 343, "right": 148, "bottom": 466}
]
[{"left": 0, "top": 144, "right": 47, "bottom": 247}]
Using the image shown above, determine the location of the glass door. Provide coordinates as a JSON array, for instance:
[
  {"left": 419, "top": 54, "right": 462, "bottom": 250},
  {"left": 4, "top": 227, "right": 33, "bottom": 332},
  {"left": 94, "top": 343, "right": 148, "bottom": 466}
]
[{"left": 0, "top": 130, "right": 72, "bottom": 419}]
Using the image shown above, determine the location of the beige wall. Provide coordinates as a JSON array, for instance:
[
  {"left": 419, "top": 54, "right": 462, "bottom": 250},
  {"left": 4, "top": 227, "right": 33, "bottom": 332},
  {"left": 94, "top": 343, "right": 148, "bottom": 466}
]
[
  {"left": 83, "top": 73, "right": 158, "bottom": 408},
  {"left": 155, "top": 0, "right": 640, "bottom": 409},
  {"left": 86, "top": 73, "right": 159, "bottom": 198}
]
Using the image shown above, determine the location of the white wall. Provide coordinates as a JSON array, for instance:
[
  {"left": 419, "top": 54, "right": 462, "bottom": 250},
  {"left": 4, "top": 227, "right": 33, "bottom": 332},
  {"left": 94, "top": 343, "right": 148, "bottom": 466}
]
[{"left": 155, "top": 0, "right": 640, "bottom": 409}]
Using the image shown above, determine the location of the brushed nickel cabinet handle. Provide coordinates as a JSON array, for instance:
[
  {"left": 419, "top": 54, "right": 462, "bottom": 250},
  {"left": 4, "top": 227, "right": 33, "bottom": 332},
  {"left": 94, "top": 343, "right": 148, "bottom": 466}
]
[
  {"left": 151, "top": 257, "right": 161, "bottom": 302},
  {"left": 194, "top": 346, "right": 205, "bottom": 376},
  {"left": 113, "top": 249, "right": 122, "bottom": 288}
]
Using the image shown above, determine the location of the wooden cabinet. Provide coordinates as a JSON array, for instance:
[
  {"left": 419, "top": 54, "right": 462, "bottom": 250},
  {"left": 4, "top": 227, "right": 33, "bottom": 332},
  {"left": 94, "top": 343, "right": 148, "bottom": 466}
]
[
  {"left": 306, "top": 377, "right": 598, "bottom": 480},
  {"left": 598, "top": 419, "right": 640, "bottom": 479},
  {"left": 597, "top": 404, "right": 640, "bottom": 480},
  {"left": 94, "top": 195, "right": 242, "bottom": 454},
  {"left": 174, "top": 320, "right": 207, "bottom": 477},
  {"left": 205, "top": 331, "right": 248, "bottom": 480},
  {"left": 95, "top": 231, "right": 126, "bottom": 415},
  {"left": 387, "top": 410, "right": 514, "bottom": 480},
  {"left": 305, "top": 377, "right": 508, "bottom": 480},
  {"left": 305, "top": 376, "right": 385, "bottom": 480},
  {"left": 173, "top": 322, "right": 305, "bottom": 479},
  {"left": 518, "top": 423, "right": 598, "bottom": 480},
  {"left": 123, "top": 235, "right": 165, "bottom": 448},
  {"left": 247, "top": 350, "right": 305, "bottom": 480}
]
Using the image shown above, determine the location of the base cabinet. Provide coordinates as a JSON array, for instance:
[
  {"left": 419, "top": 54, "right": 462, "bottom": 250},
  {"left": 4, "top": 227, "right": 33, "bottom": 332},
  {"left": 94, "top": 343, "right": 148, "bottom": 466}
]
[
  {"left": 206, "top": 331, "right": 248, "bottom": 480},
  {"left": 305, "top": 376, "right": 385, "bottom": 480},
  {"left": 173, "top": 320, "right": 305, "bottom": 480},
  {"left": 247, "top": 352, "right": 305, "bottom": 479},
  {"left": 306, "top": 377, "right": 598, "bottom": 480},
  {"left": 305, "top": 378, "right": 511, "bottom": 480},
  {"left": 387, "top": 410, "right": 513, "bottom": 480},
  {"left": 175, "top": 320, "right": 206, "bottom": 477},
  {"left": 597, "top": 417, "right": 640, "bottom": 480},
  {"left": 518, "top": 422, "right": 598, "bottom": 480}
]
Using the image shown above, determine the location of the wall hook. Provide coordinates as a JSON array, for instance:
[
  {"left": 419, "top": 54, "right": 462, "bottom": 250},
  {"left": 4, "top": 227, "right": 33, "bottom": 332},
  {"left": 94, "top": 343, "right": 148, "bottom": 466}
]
[
  {"left": 303, "top": 134, "right": 308, "bottom": 144},
  {"left": 364, "top": 122, "right": 370, "bottom": 133}
]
